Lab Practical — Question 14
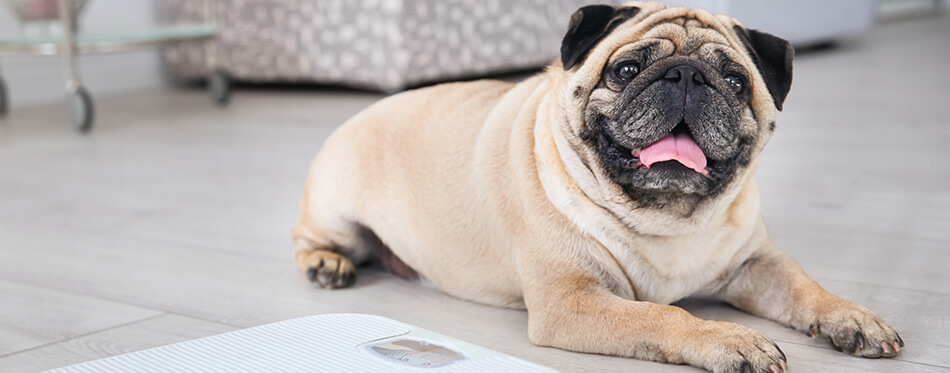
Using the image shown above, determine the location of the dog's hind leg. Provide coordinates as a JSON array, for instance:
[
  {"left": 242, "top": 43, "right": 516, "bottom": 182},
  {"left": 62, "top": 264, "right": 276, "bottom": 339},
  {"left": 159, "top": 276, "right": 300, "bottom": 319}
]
[
  {"left": 294, "top": 240, "right": 357, "bottom": 289},
  {"left": 292, "top": 183, "right": 369, "bottom": 289}
]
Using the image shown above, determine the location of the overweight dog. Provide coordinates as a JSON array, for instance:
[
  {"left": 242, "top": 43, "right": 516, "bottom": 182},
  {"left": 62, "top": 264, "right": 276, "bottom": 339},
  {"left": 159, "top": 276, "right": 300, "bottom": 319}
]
[{"left": 292, "top": 2, "right": 903, "bottom": 371}]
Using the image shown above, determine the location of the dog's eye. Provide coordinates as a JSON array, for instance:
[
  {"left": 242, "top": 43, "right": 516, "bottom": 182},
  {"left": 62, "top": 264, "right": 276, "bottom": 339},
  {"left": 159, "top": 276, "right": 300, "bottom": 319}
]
[
  {"left": 724, "top": 74, "right": 744, "bottom": 94},
  {"left": 615, "top": 62, "right": 641, "bottom": 82}
]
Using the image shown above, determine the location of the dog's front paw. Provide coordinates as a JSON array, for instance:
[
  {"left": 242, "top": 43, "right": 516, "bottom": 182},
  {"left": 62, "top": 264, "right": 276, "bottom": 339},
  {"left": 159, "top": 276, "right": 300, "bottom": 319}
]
[
  {"left": 693, "top": 321, "right": 787, "bottom": 373},
  {"left": 809, "top": 303, "right": 903, "bottom": 358}
]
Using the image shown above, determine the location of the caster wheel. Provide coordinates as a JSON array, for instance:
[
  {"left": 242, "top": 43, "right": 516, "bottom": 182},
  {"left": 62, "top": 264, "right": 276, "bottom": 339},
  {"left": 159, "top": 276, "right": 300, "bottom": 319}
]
[
  {"left": 70, "top": 87, "right": 94, "bottom": 133},
  {"left": 208, "top": 69, "right": 232, "bottom": 107},
  {"left": 0, "top": 78, "right": 8, "bottom": 117}
]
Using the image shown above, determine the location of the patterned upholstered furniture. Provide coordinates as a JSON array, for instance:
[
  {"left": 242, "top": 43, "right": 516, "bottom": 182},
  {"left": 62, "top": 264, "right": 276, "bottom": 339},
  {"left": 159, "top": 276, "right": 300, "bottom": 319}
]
[
  {"left": 158, "top": 1, "right": 873, "bottom": 92},
  {"left": 158, "top": 0, "right": 605, "bottom": 92}
]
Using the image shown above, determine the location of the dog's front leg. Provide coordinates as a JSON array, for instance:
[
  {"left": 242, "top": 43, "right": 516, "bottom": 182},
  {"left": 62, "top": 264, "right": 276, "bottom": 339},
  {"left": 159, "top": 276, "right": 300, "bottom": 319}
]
[
  {"left": 716, "top": 241, "right": 904, "bottom": 358},
  {"left": 521, "top": 253, "right": 787, "bottom": 372}
]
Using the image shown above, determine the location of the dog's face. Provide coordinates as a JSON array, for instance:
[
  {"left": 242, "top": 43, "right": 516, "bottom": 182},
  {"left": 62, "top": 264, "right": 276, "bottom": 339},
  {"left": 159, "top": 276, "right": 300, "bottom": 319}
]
[{"left": 561, "top": 3, "right": 793, "bottom": 210}]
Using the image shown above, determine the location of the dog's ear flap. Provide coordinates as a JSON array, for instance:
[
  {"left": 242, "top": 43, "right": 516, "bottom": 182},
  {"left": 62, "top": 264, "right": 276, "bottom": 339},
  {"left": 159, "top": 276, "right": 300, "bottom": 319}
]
[
  {"left": 734, "top": 26, "right": 794, "bottom": 110},
  {"left": 561, "top": 5, "right": 640, "bottom": 70}
]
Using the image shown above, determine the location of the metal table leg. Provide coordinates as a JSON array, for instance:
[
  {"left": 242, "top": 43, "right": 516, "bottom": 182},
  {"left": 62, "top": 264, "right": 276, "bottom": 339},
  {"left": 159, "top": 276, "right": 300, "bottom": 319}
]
[
  {"left": 204, "top": 0, "right": 231, "bottom": 107},
  {"left": 0, "top": 58, "right": 8, "bottom": 117},
  {"left": 58, "top": 0, "right": 93, "bottom": 133}
]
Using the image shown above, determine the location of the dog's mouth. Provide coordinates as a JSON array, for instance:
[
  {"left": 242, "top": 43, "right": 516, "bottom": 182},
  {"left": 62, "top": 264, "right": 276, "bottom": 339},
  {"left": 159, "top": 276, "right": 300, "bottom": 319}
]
[{"left": 598, "top": 121, "right": 711, "bottom": 178}]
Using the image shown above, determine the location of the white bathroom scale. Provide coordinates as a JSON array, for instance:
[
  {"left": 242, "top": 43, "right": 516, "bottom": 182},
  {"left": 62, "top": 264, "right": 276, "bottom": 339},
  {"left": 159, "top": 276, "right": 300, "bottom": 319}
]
[{"left": 48, "top": 314, "right": 556, "bottom": 372}]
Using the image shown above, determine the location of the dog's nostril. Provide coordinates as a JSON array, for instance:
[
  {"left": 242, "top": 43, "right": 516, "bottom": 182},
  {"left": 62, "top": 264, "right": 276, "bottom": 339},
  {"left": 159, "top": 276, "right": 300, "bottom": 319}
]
[
  {"left": 664, "top": 68, "right": 683, "bottom": 82},
  {"left": 664, "top": 65, "right": 706, "bottom": 87},
  {"left": 692, "top": 71, "right": 705, "bottom": 85}
]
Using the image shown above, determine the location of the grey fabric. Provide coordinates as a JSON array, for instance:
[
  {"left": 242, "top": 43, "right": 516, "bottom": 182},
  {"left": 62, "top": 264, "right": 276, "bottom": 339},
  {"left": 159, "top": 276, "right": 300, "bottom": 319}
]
[{"left": 158, "top": 0, "right": 610, "bottom": 92}]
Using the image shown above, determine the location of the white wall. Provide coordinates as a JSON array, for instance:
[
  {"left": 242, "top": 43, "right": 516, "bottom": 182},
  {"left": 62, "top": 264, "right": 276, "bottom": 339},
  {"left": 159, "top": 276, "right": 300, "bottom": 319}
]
[
  {"left": 0, "top": 0, "right": 165, "bottom": 108},
  {"left": 880, "top": 0, "right": 947, "bottom": 18},
  {"left": 649, "top": 0, "right": 877, "bottom": 45}
]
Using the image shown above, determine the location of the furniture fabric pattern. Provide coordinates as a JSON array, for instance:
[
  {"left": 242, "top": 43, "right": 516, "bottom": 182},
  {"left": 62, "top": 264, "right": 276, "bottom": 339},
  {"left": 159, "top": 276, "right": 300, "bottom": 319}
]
[{"left": 158, "top": 0, "right": 604, "bottom": 91}]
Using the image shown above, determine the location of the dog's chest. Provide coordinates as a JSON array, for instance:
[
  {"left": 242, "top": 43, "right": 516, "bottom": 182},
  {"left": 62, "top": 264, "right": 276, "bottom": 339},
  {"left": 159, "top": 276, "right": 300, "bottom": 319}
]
[{"left": 619, "top": 231, "right": 753, "bottom": 304}]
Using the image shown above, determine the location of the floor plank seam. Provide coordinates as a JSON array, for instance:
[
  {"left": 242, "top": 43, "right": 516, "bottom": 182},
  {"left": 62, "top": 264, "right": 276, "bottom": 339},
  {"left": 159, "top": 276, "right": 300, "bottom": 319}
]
[
  {"left": 162, "top": 310, "right": 251, "bottom": 329},
  {"left": 806, "top": 274, "right": 950, "bottom": 297},
  {"left": 0, "top": 217, "right": 291, "bottom": 264},
  {"left": 0, "top": 275, "right": 255, "bottom": 331},
  {"left": 888, "top": 359, "right": 950, "bottom": 370},
  {"left": 0, "top": 276, "right": 175, "bottom": 323},
  {"left": 0, "top": 312, "right": 169, "bottom": 360},
  {"left": 767, "top": 337, "right": 948, "bottom": 369}
]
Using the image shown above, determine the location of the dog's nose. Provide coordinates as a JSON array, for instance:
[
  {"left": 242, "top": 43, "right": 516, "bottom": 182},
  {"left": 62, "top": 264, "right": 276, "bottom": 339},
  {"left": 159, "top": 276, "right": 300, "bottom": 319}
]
[{"left": 664, "top": 65, "right": 706, "bottom": 92}]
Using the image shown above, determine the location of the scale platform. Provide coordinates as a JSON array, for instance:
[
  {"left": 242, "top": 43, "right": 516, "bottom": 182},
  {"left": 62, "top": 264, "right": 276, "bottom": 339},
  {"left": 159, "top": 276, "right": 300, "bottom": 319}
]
[{"left": 48, "top": 314, "right": 555, "bottom": 372}]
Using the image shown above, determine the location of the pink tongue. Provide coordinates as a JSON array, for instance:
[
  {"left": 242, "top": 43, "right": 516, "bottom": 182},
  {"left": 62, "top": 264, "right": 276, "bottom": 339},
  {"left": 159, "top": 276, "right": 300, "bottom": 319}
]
[{"left": 638, "top": 133, "right": 707, "bottom": 173}]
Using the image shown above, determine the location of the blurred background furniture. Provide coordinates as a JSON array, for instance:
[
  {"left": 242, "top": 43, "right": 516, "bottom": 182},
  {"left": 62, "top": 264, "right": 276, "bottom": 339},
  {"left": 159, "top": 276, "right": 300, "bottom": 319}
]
[
  {"left": 0, "top": 0, "right": 229, "bottom": 133},
  {"left": 158, "top": 0, "right": 604, "bottom": 92},
  {"left": 158, "top": 0, "right": 879, "bottom": 93}
]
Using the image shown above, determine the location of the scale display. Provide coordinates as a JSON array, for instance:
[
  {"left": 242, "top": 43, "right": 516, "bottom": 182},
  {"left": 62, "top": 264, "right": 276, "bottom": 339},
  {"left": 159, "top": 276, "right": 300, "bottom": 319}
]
[{"left": 368, "top": 338, "right": 468, "bottom": 368}]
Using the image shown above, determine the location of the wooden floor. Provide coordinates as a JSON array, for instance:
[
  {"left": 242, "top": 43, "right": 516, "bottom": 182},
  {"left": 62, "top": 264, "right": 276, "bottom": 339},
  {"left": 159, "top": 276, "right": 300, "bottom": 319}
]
[{"left": 1, "top": 15, "right": 948, "bottom": 373}]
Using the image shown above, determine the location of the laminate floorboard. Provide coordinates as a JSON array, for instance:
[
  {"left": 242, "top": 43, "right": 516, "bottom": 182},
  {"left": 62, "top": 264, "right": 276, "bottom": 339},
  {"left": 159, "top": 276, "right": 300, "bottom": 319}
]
[
  {"left": 0, "top": 314, "right": 237, "bottom": 372},
  {"left": 0, "top": 280, "right": 160, "bottom": 357}
]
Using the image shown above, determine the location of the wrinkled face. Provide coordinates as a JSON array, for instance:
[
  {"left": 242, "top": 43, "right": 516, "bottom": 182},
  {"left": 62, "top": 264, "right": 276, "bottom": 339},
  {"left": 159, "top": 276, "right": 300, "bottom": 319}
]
[
  {"left": 561, "top": 4, "right": 793, "bottom": 208},
  {"left": 586, "top": 18, "right": 757, "bottom": 200}
]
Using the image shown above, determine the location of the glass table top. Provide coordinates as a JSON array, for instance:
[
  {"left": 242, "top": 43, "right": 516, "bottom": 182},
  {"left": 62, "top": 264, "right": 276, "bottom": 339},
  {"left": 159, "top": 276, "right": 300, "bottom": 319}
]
[{"left": 0, "top": 24, "right": 215, "bottom": 47}]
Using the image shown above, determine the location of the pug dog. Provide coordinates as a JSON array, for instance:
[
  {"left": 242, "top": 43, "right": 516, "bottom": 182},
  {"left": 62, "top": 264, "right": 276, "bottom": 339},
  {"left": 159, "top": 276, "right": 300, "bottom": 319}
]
[{"left": 292, "top": 2, "right": 903, "bottom": 371}]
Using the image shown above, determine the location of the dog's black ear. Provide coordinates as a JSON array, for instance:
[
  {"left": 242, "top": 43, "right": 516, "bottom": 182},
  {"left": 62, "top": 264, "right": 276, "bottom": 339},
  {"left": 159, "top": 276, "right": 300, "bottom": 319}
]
[
  {"left": 734, "top": 26, "right": 794, "bottom": 110},
  {"left": 561, "top": 5, "right": 640, "bottom": 70}
]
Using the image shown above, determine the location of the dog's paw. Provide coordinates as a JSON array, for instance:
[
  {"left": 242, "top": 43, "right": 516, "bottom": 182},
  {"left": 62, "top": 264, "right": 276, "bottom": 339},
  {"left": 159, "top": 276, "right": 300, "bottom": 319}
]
[
  {"left": 297, "top": 250, "right": 357, "bottom": 289},
  {"left": 695, "top": 321, "right": 787, "bottom": 373},
  {"left": 808, "top": 304, "right": 903, "bottom": 358}
]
